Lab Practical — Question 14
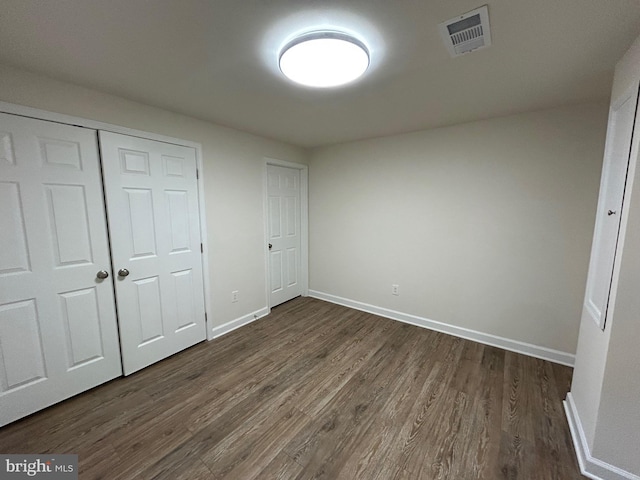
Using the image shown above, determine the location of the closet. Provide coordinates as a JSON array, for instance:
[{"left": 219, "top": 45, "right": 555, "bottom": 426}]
[{"left": 0, "top": 112, "right": 207, "bottom": 426}]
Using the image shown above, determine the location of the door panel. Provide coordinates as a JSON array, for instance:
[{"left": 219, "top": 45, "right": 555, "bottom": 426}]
[
  {"left": 166, "top": 190, "right": 191, "bottom": 252},
  {"left": 0, "top": 113, "right": 122, "bottom": 426},
  {"left": 0, "top": 182, "right": 30, "bottom": 274},
  {"left": 287, "top": 248, "right": 298, "bottom": 286},
  {"left": 59, "top": 287, "right": 105, "bottom": 368},
  {"left": 134, "top": 275, "right": 164, "bottom": 344},
  {"left": 267, "top": 165, "right": 302, "bottom": 307},
  {"left": 0, "top": 299, "right": 46, "bottom": 391},
  {"left": 45, "top": 184, "right": 94, "bottom": 266},
  {"left": 584, "top": 87, "right": 639, "bottom": 329},
  {"left": 100, "top": 132, "right": 206, "bottom": 375},
  {"left": 172, "top": 269, "right": 197, "bottom": 330},
  {"left": 124, "top": 187, "right": 158, "bottom": 258}
]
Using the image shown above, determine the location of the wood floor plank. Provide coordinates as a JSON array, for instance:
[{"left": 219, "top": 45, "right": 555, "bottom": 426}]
[
  {"left": 284, "top": 324, "right": 431, "bottom": 479},
  {"left": 373, "top": 463, "right": 413, "bottom": 480},
  {"left": 460, "top": 360, "right": 504, "bottom": 479},
  {"left": 207, "top": 408, "right": 309, "bottom": 479},
  {"left": 76, "top": 438, "right": 122, "bottom": 480},
  {"left": 418, "top": 388, "right": 472, "bottom": 479},
  {"left": 526, "top": 358, "right": 582, "bottom": 480},
  {"left": 294, "top": 314, "right": 402, "bottom": 416},
  {"left": 184, "top": 311, "right": 371, "bottom": 437},
  {"left": 255, "top": 451, "right": 304, "bottom": 480},
  {"left": 328, "top": 329, "right": 444, "bottom": 479},
  {"left": 392, "top": 357, "right": 465, "bottom": 474},
  {"left": 502, "top": 352, "right": 536, "bottom": 443},
  {"left": 138, "top": 443, "right": 214, "bottom": 480},
  {"left": 0, "top": 297, "right": 582, "bottom": 480}
]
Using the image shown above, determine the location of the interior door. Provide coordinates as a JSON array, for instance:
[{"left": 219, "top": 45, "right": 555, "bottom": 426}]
[
  {"left": 267, "top": 164, "right": 302, "bottom": 307},
  {"left": 0, "top": 113, "right": 122, "bottom": 426},
  {"left": 583, "top": 86, "right": 639, "bottom": 330},
  {"left": 99, "top": 131, "right": 206, "bottom": 375}
]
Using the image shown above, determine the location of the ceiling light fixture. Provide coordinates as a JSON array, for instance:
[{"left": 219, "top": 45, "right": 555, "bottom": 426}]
[{"left": 279, "top": 31, "right": 370, "bottom": 88}]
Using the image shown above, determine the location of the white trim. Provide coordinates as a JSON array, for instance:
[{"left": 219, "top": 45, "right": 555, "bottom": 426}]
[
  {"left": 263, "top": 158, "right": 309, "bottom": 309},
  {"left": 195, "top": 150, "right": 214, "bottom": 341},
  {"left": 0, "top": 101, "right": 213, "bottom": 340},
  {"left": 564, "top": 393, "right": 640, "bottom": 480},
  {"left": 209, "top": 307, "right": 270, "bottom": 340},
  {"left": 308, "top": 290, "right": 575, "bottom": 366},
  {"left": 0, "top": 101, "right": 202, "bottom": 148}
]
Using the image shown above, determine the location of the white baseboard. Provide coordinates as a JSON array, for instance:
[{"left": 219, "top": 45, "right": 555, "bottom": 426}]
[
  {"left": 208, "top": 306, "right": 270, "bottom": 340},
  {"left": 308, "top": 290, "right": 575, "bottom": 367},
  {"left": 564, "top": 393, "right": 640, "bottom": 480}
]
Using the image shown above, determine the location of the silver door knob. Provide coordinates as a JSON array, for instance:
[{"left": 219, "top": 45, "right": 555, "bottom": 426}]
[
  {"left": 608, "top": 210, "right": 617, "bottom": 216},
  {"left": 96, "top": 270, "right": 109, "bottom": 279},
  {"left": 118, "top": 268, "right": 130, "bottom": 277}
]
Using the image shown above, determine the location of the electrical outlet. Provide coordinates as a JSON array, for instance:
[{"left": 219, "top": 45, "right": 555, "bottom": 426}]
[
  {"left": 392, "top": 284, "right": 399, "bottom": 296},
  {"left": 232, "top": 290, "right": 239, "bottom": 303}
]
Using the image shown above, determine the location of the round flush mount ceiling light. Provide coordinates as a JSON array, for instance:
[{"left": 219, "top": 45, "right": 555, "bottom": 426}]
[{"left": 279, "top": 31, "right": 370, "bottom": 88}]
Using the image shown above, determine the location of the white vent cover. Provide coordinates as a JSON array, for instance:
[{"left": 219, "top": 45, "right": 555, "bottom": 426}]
[{"left": 439, "top": 5, "right": 491, "bottom": 57}]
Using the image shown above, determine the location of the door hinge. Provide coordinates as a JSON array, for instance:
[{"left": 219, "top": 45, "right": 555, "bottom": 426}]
[
  {"left": 205, "top": 312, "right": 208, "bottom": 322},
  {"left": 196, "top": 168, "right": 199, "bottom": 179},
  {"left": 200, "top": 243, "right": 203, "bottom": 253}
]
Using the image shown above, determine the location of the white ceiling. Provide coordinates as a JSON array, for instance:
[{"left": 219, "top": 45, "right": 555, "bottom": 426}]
[{"left": 2, "top": 0, "right": 640, "bottom": 147}]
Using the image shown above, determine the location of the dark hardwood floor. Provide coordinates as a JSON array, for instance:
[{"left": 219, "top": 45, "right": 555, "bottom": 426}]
[{"left": 0, "top": 297, "right": 582, "bottom": 479}]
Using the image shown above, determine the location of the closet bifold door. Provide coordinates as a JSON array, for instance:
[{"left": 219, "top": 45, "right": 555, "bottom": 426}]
[
  {"left": 99, "top": 131, "right": 206, "bottom": 376},
  {"left": 0, "top": 113, "right": 122, "bottom": 426}
]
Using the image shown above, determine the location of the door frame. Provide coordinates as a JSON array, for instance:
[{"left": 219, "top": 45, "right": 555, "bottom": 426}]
[
  {"left": 594, "top": 82, "right": 640, "bottom": 330},
  {"left": 263, "top": 157, "right": 309, "bottom": 309},
  {"left": 0, "top": 101, "right": 213, "bottom": 339}
]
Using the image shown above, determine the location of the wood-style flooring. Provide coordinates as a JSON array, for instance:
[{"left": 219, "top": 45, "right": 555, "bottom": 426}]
[{"left": 0, "top": 297, "right": 582, "bottom": 479}]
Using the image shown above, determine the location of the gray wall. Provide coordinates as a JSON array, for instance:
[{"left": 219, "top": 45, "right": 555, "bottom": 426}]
[{"left": 309, "top": 103, "right": 608, "bottom": 356}]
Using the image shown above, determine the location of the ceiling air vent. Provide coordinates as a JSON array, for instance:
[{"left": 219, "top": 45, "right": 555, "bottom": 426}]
[{"left": 439, "top": 5, "right": 491, "bottom": 57}]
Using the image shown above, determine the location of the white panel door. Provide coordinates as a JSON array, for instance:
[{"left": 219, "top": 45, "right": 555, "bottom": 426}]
[
  {"left": 267, "top": 165, "right": 302, "bottom": 307},
  {"left": 584, "top": 86, "right": 639, "bottom": 330},
  {"left": 0, "top": 113, "right": 122, "bottom": 426},
  {"left": 99, "top": 132, "right": 206, "bottom": 375}
]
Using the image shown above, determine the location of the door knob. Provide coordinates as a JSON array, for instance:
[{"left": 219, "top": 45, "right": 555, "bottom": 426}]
[
  {"left": 96, "top": 270, "right": 109, "bottom": 279},
  {"left": 118, "top": 268, "right": 130, "bottom": 277},
  {"left": 608, "top": 210, "right": 617, "bottom": 216},
  {"left": 268, "top": 243, "right": 272, "bottom": 250}
]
